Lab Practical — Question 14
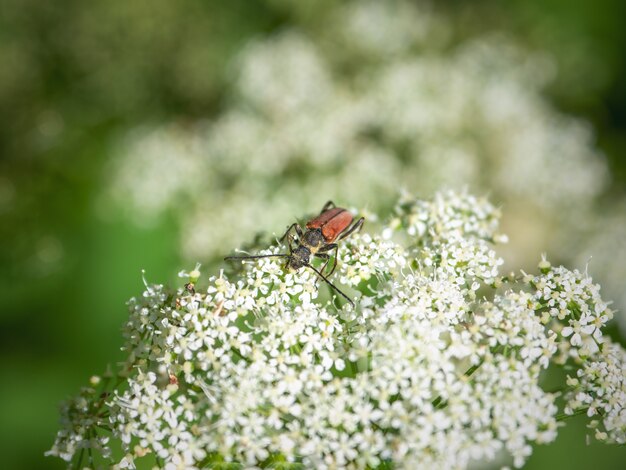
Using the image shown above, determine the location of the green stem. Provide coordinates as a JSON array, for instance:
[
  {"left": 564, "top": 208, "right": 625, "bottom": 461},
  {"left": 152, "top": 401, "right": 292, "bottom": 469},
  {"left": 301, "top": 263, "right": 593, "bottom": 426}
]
[
  {"left": 556, "top": 407, "right": 588, "bottom": 421},
  {"left": 463, "top": 359, "right": 485, "bottom": 378},
  {"left": 231, "top": 347, "right": 251, "bottom": 364},
  {"left": 74, "top": 446, "right": 85, "bottom": 470},
  {"left": 87, "top": 429, "right": 95, "bottom": 468},
  {"left": 348, "top": 359, "right": 356, "bottom": 378},
  {"left": 431, "top": 396, "right": 443, "bottom": 408}
]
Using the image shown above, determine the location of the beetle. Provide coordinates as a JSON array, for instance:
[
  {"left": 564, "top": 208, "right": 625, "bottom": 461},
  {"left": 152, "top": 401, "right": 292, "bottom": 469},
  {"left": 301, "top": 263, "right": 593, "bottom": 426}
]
[{"left": 225, "top": 201, "right": 364, "bottom": 306}]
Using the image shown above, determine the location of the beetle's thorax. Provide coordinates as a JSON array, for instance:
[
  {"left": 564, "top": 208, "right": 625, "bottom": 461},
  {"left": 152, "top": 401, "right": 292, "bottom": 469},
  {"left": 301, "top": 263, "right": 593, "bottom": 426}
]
[{"left": 301, "top": 228, "right": 324, "bottom": 254}]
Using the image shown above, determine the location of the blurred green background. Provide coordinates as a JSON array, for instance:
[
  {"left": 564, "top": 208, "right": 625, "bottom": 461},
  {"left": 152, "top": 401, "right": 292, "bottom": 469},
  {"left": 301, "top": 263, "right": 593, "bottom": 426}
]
[{"left": 1, "top": 0, "right": 624, "bottom": 468}]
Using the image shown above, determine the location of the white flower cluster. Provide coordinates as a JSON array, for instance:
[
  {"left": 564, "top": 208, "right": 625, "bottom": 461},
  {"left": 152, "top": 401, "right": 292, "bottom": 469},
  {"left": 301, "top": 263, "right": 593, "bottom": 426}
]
[
  {"left": 564, "top": 341, "right": 626, "bottom": 444},
  {"left": 48, "top": 191, "right": 625, "bottom": 469},
  {"left": 45, "top": 377, "right": 112, "bottom": 464},
  {"left": 384, "top": 191, "right": 506, "bottom": 286},
  {"left": 523, "top": 260, "right": 625, "bottom": 445},
  {"left": 527, "top": 260, "right": 613, "bottom": 361}
]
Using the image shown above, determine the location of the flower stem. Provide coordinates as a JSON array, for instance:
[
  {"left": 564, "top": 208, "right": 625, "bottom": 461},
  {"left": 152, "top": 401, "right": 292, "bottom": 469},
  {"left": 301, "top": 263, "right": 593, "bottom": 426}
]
[{"left": 556, "top": 407, "right": 588, "bottom": 421}]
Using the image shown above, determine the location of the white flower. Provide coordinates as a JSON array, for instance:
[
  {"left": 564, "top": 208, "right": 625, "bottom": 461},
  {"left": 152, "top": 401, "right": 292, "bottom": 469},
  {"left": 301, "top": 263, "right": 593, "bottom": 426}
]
[{"left": 48, "top": 191, "right": 621, "bottom": 469}]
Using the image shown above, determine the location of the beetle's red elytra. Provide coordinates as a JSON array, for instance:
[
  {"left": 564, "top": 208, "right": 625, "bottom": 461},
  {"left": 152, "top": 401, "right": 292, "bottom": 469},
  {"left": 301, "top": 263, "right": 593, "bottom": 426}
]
[
  {"left": 306, "top": 206, "right": 355, "bottom": 243},
  {"left": 225, "top": 201, "right": 364, "bottom": 306}
]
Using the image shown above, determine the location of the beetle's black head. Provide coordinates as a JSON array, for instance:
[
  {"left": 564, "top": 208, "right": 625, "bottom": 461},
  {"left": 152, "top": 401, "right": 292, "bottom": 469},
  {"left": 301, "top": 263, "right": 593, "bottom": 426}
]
[{"left": 286, "top": 245, "right": 311, "bottom": 271}]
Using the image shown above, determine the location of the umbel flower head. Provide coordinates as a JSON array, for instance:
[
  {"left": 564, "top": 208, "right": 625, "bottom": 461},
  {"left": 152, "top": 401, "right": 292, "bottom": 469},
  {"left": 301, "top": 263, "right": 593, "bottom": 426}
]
[{"left": 48, "top": 191, "right": 625, "bottom": 469}]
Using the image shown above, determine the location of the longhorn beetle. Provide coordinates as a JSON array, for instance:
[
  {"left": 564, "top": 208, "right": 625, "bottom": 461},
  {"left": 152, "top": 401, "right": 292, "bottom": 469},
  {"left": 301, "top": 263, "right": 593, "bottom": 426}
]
[{"left": 225, "top": 201, "right": 364, "bottom": 306}]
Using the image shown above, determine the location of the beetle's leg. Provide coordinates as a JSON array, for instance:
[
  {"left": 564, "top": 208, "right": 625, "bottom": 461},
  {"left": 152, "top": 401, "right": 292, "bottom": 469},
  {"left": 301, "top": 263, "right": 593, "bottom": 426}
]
[
  {"left": 327, "top": 245, "right": 339, "bottom": 276},
  {"left": 295, "top": 224, "right": 304, "bottom": 238},
  {"left": 321, "top": 201, "right": 336, "bottom": 213},
  {"left": 318, "top": 243, "right": 338, "bottom": 253},
  {"left": 279, "top": 223, "right": 303, "bottom": 247},
  {"left": 290, "top": 225, "right": 305, "bottom": 251},
  {"left": 315, "top": 252, "right": 331, "bottom": 276},
  {"left": 279, "top": 223, "right": 297, "bottom": 244},
  {"left": 338, "top": 217, "right": 364, "bottom": 241},
  {"left": 317, "top": 243, "right": 339, "bottom": 276}
]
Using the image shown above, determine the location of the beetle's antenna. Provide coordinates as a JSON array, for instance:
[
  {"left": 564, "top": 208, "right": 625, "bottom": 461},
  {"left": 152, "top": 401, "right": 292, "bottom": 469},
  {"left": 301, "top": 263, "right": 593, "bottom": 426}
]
[
  {"left": 305, "top": 263, "right": 354, "bottom": 307},
  {"left": 225, "top": 254, "right": 290, "bottom": 261}
]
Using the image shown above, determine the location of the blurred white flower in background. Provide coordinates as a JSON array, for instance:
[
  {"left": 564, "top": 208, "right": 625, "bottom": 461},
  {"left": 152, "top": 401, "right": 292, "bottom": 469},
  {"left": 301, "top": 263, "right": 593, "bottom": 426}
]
[{"left": 107, "top": 0, "right": 624, "bottom": 327}]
